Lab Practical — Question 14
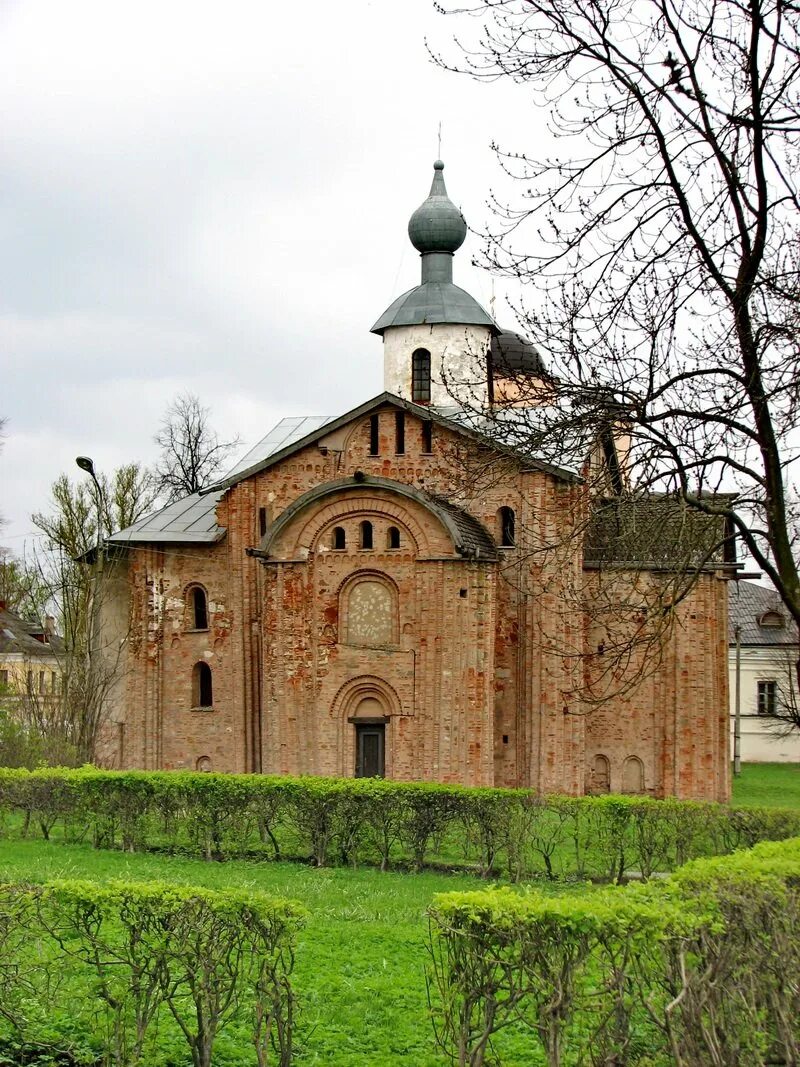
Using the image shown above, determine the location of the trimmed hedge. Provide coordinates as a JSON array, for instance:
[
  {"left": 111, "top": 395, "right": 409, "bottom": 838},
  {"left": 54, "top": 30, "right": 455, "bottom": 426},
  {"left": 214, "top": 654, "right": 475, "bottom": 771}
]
[
  {"left": 0, "top": 877, "right": 304, "bottom": 1067},
  {"left": 427, "top": 836, "right": 800, "bottom": 1066},
  {"left": 1, "top": 767, "right": 799, "bottom": 879}
]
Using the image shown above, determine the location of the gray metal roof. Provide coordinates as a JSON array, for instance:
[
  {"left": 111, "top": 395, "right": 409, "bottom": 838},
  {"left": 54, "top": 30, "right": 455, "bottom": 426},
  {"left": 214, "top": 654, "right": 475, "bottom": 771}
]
[
  {"left": 223, "top": 415, "right": 336, "bottom": 481},
  {"left": 106, "top": 491, "right": 226, "bottom": 546},
  {"left": 729, "top": 581, "right": 799, "bottom": 646},
  {"left": 371, "top": 281, "right": 496, "bottom": 335},
  {"left": 491, "top": 329, "right": 548, "bottom": 378},
  {"left": 408, "top": 160, "right": 467, "bottom": 254}
]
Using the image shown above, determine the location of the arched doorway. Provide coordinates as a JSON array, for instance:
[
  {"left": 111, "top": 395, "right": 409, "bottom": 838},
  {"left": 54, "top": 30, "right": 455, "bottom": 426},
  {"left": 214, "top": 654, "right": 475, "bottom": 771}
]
[
  {"left": 352, "top": 696, "right": 386, "bottom": 778},
  {"left": 333, "top": 677, "right": 400, "bottom": 779}
]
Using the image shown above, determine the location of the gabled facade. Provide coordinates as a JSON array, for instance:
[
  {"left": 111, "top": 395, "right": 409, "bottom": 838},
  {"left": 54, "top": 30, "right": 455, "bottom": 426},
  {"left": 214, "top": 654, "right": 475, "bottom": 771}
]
[{"left": 100, "top": 162, "right": 732, "bottom": 800}]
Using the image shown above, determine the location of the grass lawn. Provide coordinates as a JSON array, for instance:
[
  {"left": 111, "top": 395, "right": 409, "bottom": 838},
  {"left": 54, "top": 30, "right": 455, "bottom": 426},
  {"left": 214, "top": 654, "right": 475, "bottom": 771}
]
[
  {"left": 0, "top": 838, "right": 572, "bottom": 1066},
  {"left": 731, "top": 762, "right": 800, "bottom": 808}
]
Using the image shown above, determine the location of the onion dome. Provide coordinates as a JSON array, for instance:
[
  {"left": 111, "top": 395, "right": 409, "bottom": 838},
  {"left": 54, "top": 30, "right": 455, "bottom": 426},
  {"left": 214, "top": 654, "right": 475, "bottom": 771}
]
[
  {"left": 491, "top": 329, "right": 547, "bottom": 377},
  {"left": 407, "top": 160, "right": 467, "bottom": 254},
  {"left": 371, "top": 160, "right": 496, "bottom": 335}
]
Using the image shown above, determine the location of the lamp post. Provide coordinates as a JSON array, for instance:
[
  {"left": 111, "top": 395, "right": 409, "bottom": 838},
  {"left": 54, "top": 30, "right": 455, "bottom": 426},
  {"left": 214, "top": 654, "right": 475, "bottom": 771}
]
[
  {"left": 733, "top": 624, "right": 742, "bottom": 777},
  {"left": 76, "top": 456, "right": 104, "bottom": 759}
]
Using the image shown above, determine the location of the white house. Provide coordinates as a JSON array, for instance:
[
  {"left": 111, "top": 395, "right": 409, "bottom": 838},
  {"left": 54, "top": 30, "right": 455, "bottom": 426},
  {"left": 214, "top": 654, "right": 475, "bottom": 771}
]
[{"left": 729, "top": 581, "right": 800, "bottom": 763}]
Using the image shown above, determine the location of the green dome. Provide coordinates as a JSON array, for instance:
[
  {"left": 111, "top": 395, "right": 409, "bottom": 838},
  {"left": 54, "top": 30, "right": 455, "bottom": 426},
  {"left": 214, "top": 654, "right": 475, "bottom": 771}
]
[{"left": 407, "top": 160, "right": 467, "bottom": 254}]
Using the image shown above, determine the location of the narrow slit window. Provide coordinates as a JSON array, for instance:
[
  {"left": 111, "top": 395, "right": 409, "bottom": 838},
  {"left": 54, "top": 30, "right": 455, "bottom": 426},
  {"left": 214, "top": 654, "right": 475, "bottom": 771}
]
[
  {"left": 412, "top": 349, "right": 431, "bottom": 404},
  {"left": 421, "top": 420, "right": 433, "bottom": 453},
  {"left": 193, "top": 662, "right": 213, "bottom": 709},
  {"left": 192, "top": 587, "right": 209, "bottom": 630},
  {"left": 499, "top": 506, "right": 516, "bottom": 547},
  {"left": 258, "top": 507, "right": 267, "bottom": 538},
  {"left": 360, "top": 520, "right": 373, "bottom": 550},
  {"left": 395, "top": 411, "right": 405, "bottom": 454},
  {"left": 387, "top": 526, "right": 401, "bottom": 549},
  {"left": 333, "top": 526, "right": 346, "bottom": 550},
  {"left": 369, "top": 414, "right": 380, "bottom": 455}
]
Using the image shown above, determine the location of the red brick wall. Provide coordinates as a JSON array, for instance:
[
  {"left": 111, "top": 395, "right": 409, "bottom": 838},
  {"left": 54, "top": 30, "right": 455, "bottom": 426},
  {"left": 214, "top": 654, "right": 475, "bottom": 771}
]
[{"left": 113, "top": 402, "right": 730, "bottom": 799}]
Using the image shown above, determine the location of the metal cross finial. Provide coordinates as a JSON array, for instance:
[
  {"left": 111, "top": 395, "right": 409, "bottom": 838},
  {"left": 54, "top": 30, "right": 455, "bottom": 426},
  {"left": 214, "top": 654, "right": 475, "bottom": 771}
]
[{"left": 437, "top": 121, "right": 442, "bottom": 159}]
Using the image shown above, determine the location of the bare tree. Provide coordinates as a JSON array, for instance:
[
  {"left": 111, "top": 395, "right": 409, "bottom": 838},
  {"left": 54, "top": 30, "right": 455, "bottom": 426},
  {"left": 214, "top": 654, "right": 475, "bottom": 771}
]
[
  {"left": 30, "top": 464, "right": 159, "bottom": 762},
  {"left": 436, "top": 0, "right": 800, "bottom": 700},
  {"left": 154, "top": 392, "right": 239, "bottom": 502}
]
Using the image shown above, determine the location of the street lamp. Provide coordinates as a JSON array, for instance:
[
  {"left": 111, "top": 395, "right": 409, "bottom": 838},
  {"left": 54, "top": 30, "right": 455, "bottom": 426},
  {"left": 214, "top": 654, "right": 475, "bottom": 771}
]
[{"left": 76, "top": 455, "right": 105, "bottom": 760}]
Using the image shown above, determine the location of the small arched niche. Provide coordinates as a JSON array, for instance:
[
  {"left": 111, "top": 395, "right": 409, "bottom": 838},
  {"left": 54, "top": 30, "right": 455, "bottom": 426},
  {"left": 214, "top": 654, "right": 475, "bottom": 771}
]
[
  {"left": 621, "top": 755, "right": 645, "bottom": 794},
  {"left": 332, "top": 525, "right": 346, "bottom": 550},
  {"left": 590, "top": 754, "right": 611, "bottom": 795},
  {"left": 196, "top": 755, "right": 212, "bottom": 772},
  {"left": 387, "top": 525, "right": 401, "bottom": 549}
]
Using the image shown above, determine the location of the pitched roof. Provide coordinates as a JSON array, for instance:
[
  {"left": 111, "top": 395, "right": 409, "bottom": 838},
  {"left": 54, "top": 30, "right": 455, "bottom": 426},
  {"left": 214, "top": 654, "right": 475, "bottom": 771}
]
[
  {"left": 106, "top": 491, "right": 226, "bottom": 547},
  {"left": 729, "top": 581, "right": 799, "bottom": 646},
  {"left": 206, "top": 392, "right": 580, "bottom": 493},
  {"left": 584, "top": 496, "right": 736, "bottom": 569},
  {"left": 0, "top": 606, "right": 64, "bottom": 657}
]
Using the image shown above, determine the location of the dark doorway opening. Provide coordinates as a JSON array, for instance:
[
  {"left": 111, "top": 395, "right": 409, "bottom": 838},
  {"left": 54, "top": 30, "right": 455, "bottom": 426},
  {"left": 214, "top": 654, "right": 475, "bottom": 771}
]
[{"left": 355, "top": 723, "right": 385, "bottom": 778}]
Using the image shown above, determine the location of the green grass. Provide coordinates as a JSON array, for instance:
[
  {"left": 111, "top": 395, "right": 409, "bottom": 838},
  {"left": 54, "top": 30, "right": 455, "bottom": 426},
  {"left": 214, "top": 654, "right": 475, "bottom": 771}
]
[
  {"left": 0, "top": 838, "right": 576, "bottom": 1066},
  {"left": 732, "top": 762, "right": 800, "bottom": 808}
]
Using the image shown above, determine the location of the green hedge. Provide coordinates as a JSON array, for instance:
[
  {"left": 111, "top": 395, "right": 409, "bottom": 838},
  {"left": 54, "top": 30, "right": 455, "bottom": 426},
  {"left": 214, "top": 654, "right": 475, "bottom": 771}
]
[
  {"left": 1, "top": 767, "right": 799, "bottom": 879},
  {"left": 0, "top": 876, "right": 304, "bottom": 1067},
  {"left": 427, "top": 836, "right": 800, "bottom": 1066}
]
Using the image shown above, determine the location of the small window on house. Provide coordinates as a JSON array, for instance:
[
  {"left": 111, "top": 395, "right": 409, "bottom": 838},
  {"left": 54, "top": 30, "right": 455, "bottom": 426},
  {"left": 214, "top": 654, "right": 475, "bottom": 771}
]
[
  {"left": 499, "top": 506, "right": 516, "bottom": 547},
  {"left": 758, "top": 680, "right": 777, "bottom": 716},
  {"left": 369, "top": 414, "right": 380, "bottom": 455},
  {"left": 387, "top": 526, "right": 401, "bottom": 549},
  {"left": 395, "top": 411, "right": 405, "bottom": 454},
  {"left": 258, "top": 507, "right": 267, "bottom": 539},
  {"left": 26, "top": 670, "right": 33, "bottom": 691},
  {"left": 333, "top": 526, "right": 346, "bottom": 550},
  {"left": 51, "top": 671, "right": 58, "bottom": 694},
  {"left": 421, "top": 420, "right": 433, "bottom": 453},
  {"left": 360, "top": 520, "right": 373, "bottom": 550},
  {"left": 189, "top": 586, "right": 208, "bottom": 630},
  {"left": 38, "top": 671, "right": 46, "bottom": 694},
  {"left": 412, "top": 349, "right": 431, "bottom": 403},
  {"left": 759, "top": 610, "right": 785, "bottom": 629},
  {"left": 192, "top": 662, "right": 213, "bottom": 709}
]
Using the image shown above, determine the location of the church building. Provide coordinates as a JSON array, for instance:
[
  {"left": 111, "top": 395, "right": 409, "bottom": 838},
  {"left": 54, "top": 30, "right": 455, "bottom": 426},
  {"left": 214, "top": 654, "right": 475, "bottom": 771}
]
[{"left": 101, "top": 161, "right": 732, "bottom": 800}]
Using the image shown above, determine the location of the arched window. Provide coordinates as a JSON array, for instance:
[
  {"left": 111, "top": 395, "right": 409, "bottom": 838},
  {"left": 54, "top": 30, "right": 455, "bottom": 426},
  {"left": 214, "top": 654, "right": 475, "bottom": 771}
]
[
  {"left": 342, "top": 576, "right": 399, "bottom": 648},
  {"left": 187, "top": 586, "right": 208, "bottom": 630},
  {"left": 622, "top": 756, "right": 645, "bottom": 794},
  {"left": 332, "top": 526, "right": 346, "bottom": 550},
  {"left": 196, "top": 755, "right": 212, "bottom": 772},
  {"left": 387, "top": 526, "right": 401, "bottom": 549},
  {"left": 192, "top": 662, "right": 213, "bottom": 709},
  {"left": 412, "top": 349, "right": 431, "bottom": 404},
  {"left": 360, "top": 520, "right": 373, "bottom": 550},
  {"left": 499, "top": 506, "right": 515, "bottom": 547}
]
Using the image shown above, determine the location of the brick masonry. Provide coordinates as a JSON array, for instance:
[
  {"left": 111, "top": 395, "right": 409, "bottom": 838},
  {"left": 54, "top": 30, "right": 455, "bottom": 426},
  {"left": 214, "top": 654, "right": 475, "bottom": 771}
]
[{"left": 106, "top": 402, "right": 730, "bottom": 801}]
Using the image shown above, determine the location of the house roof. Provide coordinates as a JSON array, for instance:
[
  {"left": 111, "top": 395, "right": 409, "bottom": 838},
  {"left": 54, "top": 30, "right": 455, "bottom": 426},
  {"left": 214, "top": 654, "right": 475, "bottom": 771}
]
[
  {"left": 206, "top": 392, "right": 581, "bottom": 494},
  {"left": 105, "top": 490, "right": 226, "bottom": 548},
  {"left": 584, "top": 495, "right": 737, "bottom": 570},
  {"left": 729, "top": 581, "right": 799, "bottom": 646},
  {"left": 0, "top": 605, "right": 64, "bottom": 657}
]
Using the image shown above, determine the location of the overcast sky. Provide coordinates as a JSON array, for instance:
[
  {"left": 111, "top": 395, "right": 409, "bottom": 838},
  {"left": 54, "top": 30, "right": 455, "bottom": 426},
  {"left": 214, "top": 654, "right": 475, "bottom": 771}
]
[{"left": 0, "top": 0, "right": 550, "bottom": 550}]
